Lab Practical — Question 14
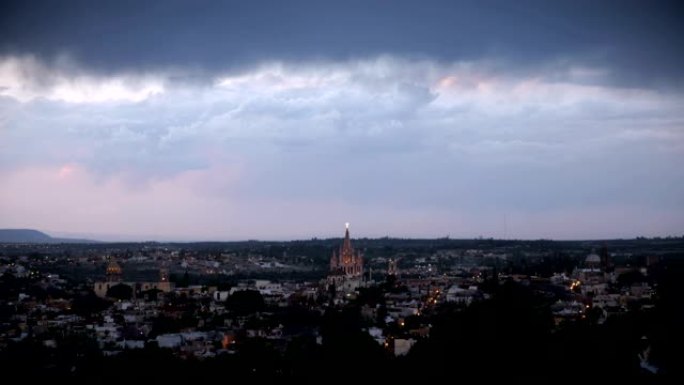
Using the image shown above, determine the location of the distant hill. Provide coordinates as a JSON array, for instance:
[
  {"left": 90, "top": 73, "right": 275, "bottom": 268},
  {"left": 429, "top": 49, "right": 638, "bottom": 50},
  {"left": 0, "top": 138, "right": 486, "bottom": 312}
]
[{"left": 0, "top": 229, "right": 98, "bottom": 243}]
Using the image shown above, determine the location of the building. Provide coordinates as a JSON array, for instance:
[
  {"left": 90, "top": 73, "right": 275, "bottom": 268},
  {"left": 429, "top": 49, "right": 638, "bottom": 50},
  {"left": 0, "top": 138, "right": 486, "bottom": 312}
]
[
  {"left": 327, "top": 223, "right": 364, "bottom": 293},
  {"left": 105, "top": 260, "right": 122, "bottom": 281},
  {"left": 330, "top": 223, "right": 364, "bottom": 277},
  {"left": 585, "top": 250, "right": 601, "bottom": 269},
  {"left": 388, "top": 258, "right": 398, "bottom": 276},
  {"left": 599, "top": 244, "right": 613, "bottom": 272},
  {"left": 94, "top": 259, "right": 174, "bottom": 298}
]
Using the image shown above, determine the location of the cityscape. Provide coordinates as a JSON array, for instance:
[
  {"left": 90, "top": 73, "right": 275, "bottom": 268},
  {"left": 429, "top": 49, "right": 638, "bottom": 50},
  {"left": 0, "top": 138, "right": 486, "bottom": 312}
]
[
  {"left": 1, "top": 225, "right": 682, "bottom": 381},
  {"left": 1, "top": 0, "right": 683, "bottom": 383}
]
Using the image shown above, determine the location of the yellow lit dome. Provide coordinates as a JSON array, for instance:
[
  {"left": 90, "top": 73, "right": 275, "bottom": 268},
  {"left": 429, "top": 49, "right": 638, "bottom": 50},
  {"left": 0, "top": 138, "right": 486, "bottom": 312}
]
[{"left": 106, "top": 260, "right": 122, "bottom": 275}]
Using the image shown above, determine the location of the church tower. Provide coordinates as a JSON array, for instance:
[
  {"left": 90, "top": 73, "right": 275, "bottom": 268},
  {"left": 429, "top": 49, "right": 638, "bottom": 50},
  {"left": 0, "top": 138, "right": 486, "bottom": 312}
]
[
  {"left": 159, "top": 267, "right": 169, "bottom": 282},
  {"left": 106, "top": 258, "right": 123, "bottom": 282},
  {"left": 388, "top": 258, "right": 398, "bottom": 276},
  {"left": 329, "top": 223, "right": 363, "bottom": 278}
]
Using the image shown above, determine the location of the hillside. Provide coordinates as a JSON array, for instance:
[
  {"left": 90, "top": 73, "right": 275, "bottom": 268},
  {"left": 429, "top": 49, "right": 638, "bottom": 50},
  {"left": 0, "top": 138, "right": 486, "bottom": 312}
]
[{"left": 0, "top": 229, "right": 96, "bottom": 243}]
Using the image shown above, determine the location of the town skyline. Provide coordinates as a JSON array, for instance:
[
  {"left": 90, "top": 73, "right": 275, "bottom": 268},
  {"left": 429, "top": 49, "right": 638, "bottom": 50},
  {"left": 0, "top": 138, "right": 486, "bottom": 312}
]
[{"left": 1, "top": 223, "right": 682, "bottom": 243}]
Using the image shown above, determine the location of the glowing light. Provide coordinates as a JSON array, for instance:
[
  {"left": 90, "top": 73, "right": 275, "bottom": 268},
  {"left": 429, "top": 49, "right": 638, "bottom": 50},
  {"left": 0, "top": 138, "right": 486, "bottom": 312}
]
[{"left": 345, "top": 222, "right": 349, "bottom": 229}]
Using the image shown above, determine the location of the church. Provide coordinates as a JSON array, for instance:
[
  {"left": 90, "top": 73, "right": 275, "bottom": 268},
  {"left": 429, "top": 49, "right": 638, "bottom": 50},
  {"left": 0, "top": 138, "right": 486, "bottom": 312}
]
[
  {"left": 93, "top": 259, "right": 174, "bottom": 298},
  {"left": 327, "top": 223, "right": 365, "bottom": 293}
]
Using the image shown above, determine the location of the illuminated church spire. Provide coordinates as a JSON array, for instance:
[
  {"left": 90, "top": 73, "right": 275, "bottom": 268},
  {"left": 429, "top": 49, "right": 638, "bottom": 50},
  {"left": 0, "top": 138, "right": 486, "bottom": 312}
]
[
  {"left": 329, "top": 223, "right": 363, "bottom": 277},
  {"left": 343, "top": 222, "right": 352, "bottom": 255}
]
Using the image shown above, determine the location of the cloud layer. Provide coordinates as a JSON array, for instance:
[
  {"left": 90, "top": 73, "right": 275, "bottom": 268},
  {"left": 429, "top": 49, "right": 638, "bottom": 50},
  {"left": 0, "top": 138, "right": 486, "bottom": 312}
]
[
  {"left": 2, "top": 0, "right": 683, "bottom": 89},
  {"left": 1, "top": 55, "right": 682, "bottom": 239}
]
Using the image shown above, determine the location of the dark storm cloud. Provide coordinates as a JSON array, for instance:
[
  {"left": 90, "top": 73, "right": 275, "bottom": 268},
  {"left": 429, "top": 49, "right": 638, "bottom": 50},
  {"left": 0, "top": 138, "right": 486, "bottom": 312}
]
[{"left": 1, "top": 0, "right": 683, "bottom": 87}]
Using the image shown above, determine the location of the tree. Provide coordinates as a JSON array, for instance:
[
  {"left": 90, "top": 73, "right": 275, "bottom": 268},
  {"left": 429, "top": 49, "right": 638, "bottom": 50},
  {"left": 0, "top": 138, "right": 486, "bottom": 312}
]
[
  {"left": 177, "top": 270, "right": 190, "bottom": 288},
  {"left": 106, "top": 283, "right": 133, "bottom": 300},
  {"left": 71, "top": 294, "right": 111, "bottom": 316},
  {"left": 617, "top": 270, "right": 647, "bottom": 287},
  {"left": 141, "top": 288, "right": 162, "bottom": 302},
  {"left": 354, "top": 286, "right": 385, "bottom": 307},
  {"left": 319, "top": 308, "right": 388, "bottom": 380},
  {"left": 225, "top": 290, "right": 265, "bottom": 315}
]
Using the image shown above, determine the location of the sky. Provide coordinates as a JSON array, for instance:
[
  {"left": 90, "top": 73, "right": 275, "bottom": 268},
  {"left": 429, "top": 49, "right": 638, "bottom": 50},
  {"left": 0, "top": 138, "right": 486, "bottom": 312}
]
[{"left": 1, "top": 0, "right": 683, "bottom": 241}]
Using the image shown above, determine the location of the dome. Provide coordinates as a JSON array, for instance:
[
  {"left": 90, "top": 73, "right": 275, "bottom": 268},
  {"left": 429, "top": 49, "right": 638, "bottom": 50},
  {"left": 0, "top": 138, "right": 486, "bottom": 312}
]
[
  {"left": 106, "top": 260, "right": 122, "bottom": 275},
  {"left": 585, "top": 253, "right": 601, "bottom": 264}
]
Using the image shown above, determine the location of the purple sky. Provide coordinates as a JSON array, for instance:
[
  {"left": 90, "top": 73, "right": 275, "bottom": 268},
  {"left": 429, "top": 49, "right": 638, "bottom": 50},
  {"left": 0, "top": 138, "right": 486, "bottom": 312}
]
[{"left": 1, "top": 1, "right": 683, "bottom": 241}]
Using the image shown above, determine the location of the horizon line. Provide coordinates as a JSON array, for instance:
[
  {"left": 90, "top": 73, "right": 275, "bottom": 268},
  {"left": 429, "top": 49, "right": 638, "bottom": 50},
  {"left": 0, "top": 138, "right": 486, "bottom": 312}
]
[
  {"left": 2, "top": 228, "right": 683, "bottom": 244},
  {"left": 38, "top": 232, "right": 684, "bottom": 244}
]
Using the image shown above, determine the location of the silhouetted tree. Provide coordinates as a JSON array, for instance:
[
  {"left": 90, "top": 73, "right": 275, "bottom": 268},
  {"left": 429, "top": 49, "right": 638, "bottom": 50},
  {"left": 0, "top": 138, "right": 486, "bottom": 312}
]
[
  {"left": 106, "top": 283, "right": 133, "bottom": 300},
  {"left": 225, "top": 290, "right": 265, "bottom": 315},
  {"left": 71, "top": 294, "right": 111, "bottom": 316},
  {"left": 176, "top": 270, "right": 190, "bottom": 288},
  {"left": 617, "top": 270, "right": 647, "bottom": 287},
  {"left": 322, "top": 308, "right": 388, "bottom": 380}
]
